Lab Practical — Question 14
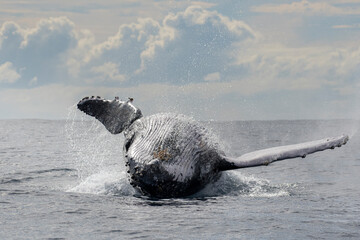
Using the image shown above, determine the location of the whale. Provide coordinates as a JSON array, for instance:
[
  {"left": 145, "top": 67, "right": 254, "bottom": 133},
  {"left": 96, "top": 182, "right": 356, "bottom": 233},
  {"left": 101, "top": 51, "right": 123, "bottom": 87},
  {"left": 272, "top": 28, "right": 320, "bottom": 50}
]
[{"left": 77, "top": 96, "right": 349, "bottom": 198}]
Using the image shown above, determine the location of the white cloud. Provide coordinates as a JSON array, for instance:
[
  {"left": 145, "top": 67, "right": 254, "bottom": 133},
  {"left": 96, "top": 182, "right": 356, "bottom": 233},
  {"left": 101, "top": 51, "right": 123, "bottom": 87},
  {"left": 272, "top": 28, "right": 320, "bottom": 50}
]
[
  {"left": 332, "top": 24, "right": 360, "bottom": 29},
  {"left": 329, "top": 0, "right": 360, "bottom": 4},
  {"left": 135, "top": 6, "right": 257, "bottom": 83},
  {"left": 69, "top": 17, "right": 162, "bottom": 84},
  {"left": 0, "top": 7, "right": 358, "bottom": 96},
  {"left": 230, "top": 42, "right": 360, "bottom": 95},
  {"left": 0, "top": 4, "right": 359, "bottom": 120},
  {"left": 68, "top": 6, "right": 257, "bottom": 85},
  {"left": 204, "top": 72, "right": 220, "bottom": 82},
  {"left": 1, "top": 6, "right": 257, "bottom": 87},
  {"left": 252, "top": 0, "right": 360, "bottom": 15},
  {"left": 29, "top": 76, "right": 38, "bottom": 86},
  {"left": 90, "top": 62, "right": 126, "bottom": 82},
  {"left": 0, "top": 61, "right": 21, "bottom": 83},
  {"left": 0, "top": 17, "right": 78, "bottom": 86},
  {"left": 0, "top": 0, "right": 216, "bottom": 43}
]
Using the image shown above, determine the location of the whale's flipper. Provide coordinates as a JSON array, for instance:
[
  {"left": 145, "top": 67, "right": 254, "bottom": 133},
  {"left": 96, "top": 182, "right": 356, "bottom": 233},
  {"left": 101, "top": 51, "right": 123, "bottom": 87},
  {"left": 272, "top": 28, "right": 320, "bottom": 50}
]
[
  {"left": 220, "top": 135, "right": 349, "bottom": 170},
  {"left": 77, "top": 97, "right": 142, "bottom": 134}
]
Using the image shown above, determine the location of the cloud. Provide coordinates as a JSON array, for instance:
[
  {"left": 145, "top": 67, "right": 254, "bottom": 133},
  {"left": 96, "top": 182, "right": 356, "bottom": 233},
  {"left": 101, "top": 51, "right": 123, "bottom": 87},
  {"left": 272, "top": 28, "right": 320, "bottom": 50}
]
[
  {"left": 0, "top": 17, "right": 78, "bottom": 87},
  {"left": 70, "top": 6, "right": 257, "bottom": 86},
  {"left": 90, "top": 62, "right": 126, "bottom": 83},
  {"left": 0, "top": 6, "right": 257, "bottom": 88},
  {"left": 73, "top": 17, "right": 162, "bottom": 84},
  {"left": 231, "top": 42, "right": 360, "bottom": 96},
  {"left": 0, "top": 4, "right": 359, "bottom": 120},
  {"left": 29, "top": 76, "right": 38, "bottom": 86},
  {"left": 252, "top": 0, "right": 360, "bottom": 15},
  {"left": 332, "top": 24, "right": 360, "bottom": 29},
  {"left": 0, "top": 62, "right": 21, "bottom": 83},
  {"left": 204, "top": 72, "right": 220, "bottom": 82},
  {"left": 137, "top": 6, "right": 257, "bottom": 83},
  {"left": 1, "top": 6, "right": 359, "bottom": 96}
]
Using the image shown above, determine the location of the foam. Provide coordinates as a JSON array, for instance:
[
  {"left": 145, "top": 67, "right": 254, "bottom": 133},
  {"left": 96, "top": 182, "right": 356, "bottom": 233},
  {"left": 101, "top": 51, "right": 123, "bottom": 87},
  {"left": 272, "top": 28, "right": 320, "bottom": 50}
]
[
  {"left": 68, "top": 170, "right": 135, "bottom": 196},
  {"left": 195, "top": 171, "right": 294, "bottom": 198}
]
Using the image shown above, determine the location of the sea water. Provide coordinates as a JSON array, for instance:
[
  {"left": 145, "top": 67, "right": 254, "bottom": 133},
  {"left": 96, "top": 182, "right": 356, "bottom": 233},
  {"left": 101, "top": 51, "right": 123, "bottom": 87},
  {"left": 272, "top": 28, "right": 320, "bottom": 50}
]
[{"left": 1, "top": 117, "right": 359, "bottom": 239}]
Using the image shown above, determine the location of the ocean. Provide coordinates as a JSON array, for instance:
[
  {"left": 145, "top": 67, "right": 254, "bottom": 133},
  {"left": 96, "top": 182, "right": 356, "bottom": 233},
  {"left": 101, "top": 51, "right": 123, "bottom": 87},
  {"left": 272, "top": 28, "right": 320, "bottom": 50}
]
[{"left": 1, "top": 115, "right": 359, "bottom": 239}]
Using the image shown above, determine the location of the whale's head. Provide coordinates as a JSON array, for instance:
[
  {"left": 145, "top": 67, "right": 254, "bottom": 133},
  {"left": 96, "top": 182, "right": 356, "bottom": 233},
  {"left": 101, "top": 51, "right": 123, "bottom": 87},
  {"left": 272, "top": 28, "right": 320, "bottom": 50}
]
[{"left": 77, "top": 96, "right": 142, "bottom": 134}]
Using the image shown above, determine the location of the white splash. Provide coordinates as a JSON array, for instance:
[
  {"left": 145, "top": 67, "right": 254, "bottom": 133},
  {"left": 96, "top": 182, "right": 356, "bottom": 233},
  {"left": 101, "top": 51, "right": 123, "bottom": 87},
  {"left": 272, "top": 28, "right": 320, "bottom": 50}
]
[
  {"left": 196, "top": 171, "right": 294, "bottom": 198},
  {"left": 65, "top": 105, "right": 130, "bottom": 195},
  {"left": 68, "top": 170, "right": 135, "bottom": 196}
]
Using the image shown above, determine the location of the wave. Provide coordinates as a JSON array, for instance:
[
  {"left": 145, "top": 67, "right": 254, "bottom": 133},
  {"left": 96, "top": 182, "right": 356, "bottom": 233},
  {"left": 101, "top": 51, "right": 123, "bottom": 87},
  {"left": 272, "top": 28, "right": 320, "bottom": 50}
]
[
  {"left": 0, "top": 177, "right": 34, "bottom": 184},
  {"left": 29, "top": 168, "right": 76, "bottom": 174}
]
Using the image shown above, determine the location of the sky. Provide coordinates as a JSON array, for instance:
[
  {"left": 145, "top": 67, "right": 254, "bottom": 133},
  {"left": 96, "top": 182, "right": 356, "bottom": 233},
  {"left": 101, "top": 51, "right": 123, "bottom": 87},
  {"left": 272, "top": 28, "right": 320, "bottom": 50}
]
[{"left": 1, "top": 0, "right": 360, "bottom": 120}]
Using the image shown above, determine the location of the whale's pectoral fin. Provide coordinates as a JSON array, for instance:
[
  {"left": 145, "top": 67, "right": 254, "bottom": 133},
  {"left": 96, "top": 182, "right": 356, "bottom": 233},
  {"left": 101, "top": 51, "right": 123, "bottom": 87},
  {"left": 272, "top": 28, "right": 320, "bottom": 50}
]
[
  {"left": 219, "top": 135, "right": 349, "bottom": 171},
  {"left": 77, "top": 96, "right": 142, "bottom": 134}
]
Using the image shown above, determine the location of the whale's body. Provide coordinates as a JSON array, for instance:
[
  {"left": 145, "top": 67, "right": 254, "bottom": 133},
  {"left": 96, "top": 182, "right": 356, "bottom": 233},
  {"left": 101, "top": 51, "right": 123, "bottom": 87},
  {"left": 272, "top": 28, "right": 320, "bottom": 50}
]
[
  {"left": 77, "top": 96, "right": 349, "bottom": 198},
  {"left": 124, "top": 113, "right": 226, "bottom": 197}
]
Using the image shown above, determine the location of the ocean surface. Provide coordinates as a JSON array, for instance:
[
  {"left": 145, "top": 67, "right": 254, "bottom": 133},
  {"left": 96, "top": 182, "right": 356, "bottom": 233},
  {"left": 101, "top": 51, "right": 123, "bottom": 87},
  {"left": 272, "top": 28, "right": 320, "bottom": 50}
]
[{"left": 1, "top": 114, "right": 359, "bottom": 239}]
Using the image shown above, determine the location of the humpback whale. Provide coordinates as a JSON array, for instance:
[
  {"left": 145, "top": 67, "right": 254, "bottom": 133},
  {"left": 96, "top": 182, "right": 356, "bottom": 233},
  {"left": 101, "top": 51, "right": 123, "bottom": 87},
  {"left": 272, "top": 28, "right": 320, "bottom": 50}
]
[{"left": 77, "top": 96, "right": 349, "bottom": 198}]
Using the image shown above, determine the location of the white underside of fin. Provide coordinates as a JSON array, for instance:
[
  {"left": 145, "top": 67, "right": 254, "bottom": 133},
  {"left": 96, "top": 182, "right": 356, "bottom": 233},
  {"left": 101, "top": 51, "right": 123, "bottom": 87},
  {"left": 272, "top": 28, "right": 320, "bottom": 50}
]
[{"left": 225, "top": 135, "right": 349, "bottom": 169}]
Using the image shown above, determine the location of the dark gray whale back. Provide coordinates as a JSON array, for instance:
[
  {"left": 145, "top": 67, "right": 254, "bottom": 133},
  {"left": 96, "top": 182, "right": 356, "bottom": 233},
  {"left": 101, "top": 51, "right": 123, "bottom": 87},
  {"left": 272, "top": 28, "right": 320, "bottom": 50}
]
[{"left": 124, "top": 113, "right": 225, "bottom": 197}]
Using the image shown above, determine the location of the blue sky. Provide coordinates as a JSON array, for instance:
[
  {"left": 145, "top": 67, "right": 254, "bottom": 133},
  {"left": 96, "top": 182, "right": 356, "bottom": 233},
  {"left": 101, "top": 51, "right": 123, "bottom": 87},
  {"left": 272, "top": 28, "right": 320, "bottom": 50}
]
[{"left": 1, "top": 0, "right": 360, "bottom": 120}]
